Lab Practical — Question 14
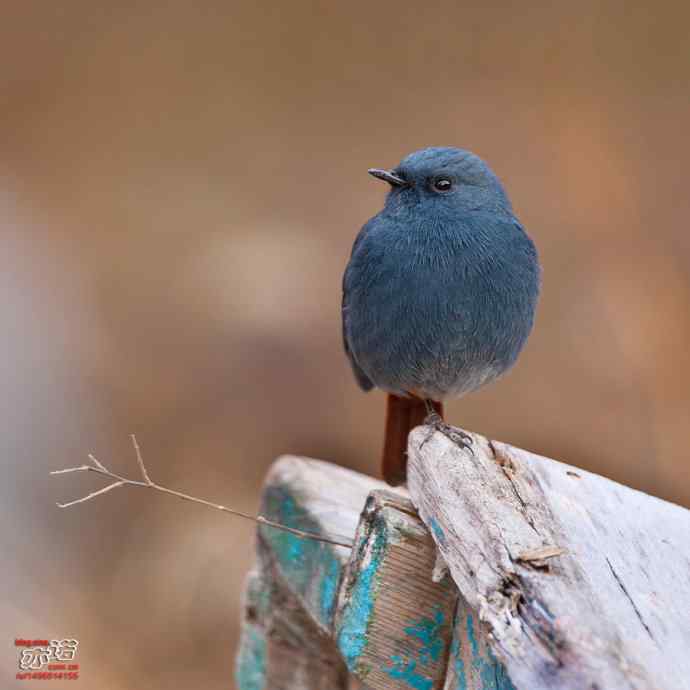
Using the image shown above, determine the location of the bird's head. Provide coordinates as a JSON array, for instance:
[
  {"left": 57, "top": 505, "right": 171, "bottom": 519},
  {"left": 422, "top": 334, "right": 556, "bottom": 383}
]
[{"left": 369, "top": 147, "right": 512, "bottom": 214}]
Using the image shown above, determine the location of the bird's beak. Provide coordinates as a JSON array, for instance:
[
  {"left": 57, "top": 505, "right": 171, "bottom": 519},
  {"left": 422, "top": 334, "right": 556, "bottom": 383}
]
[{"left": 368, "top": 168, "right": 408, "bottom": 187}]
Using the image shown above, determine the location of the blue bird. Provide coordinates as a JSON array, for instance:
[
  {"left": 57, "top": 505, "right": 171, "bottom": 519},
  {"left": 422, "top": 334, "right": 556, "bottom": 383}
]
[{"left": 342, "top": 147, "right": 541, "bottom": 484}]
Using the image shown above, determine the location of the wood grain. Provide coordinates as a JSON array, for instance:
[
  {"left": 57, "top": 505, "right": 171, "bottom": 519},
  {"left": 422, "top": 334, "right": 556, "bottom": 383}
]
[
  {"left": 335, "top": 490, "right": 458, "bottom": 689},
  {"left": 408, "top": 428, "right": 690, "bottom": 690}
]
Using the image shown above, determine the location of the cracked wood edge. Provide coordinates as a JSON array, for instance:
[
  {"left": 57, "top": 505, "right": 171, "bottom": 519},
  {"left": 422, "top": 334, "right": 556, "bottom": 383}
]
[{"left": 407, "top": 428, "right": 690, "bottom": 690}]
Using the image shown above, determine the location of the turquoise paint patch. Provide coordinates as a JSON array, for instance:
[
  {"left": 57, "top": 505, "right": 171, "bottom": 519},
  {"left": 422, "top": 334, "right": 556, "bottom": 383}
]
[
  {"left": 381, "top": 606, "right": 445, "bottom": 689},
  {"left": 475, "top": 645, "right": 517, "bottom": 690},
  {"left": 260, "top": 486, "right": 342, "bottom": 629},
  {"left": 451, "top": 624, "right": 467, "bottom": 690},
  {"left": 336, "top": 521, "right": 387, "bottom": 671},
  {"left": 245, "top": 572, "right": 272, "bottom": 622},
  {"left": 485, "top": 648, "right": 517, "bottom": 690},
  {"left": 385, "top": 656, "right": 433, "bottom": 690},
  {"left": 404, "top": 607, "right": 445, "bottom": 664},
  {"left": 449, "top": 612, "right": 516, "bottom": 690},
  {"left": 320, "top": 555, "right": 340, "bottom": 623},
  {"left": 466, "top": 614, "right": 479, "bottom": 657},
  {"left": 235, "top": 625, "right": 266, "bottom": 690},
  {"left": 429, "top": 518, "right": 447, "bottom": 547}
]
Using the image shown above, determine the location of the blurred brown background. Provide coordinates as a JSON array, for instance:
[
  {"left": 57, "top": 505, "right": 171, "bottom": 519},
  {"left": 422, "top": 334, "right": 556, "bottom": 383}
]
[{"left": 1, "top": 1, "right": 689, "bottom": 687}]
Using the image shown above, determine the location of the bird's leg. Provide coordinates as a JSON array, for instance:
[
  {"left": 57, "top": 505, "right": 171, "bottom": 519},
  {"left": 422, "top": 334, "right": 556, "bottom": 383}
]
[
  {"left": 423, "top": 398, "right": 474, "bottom": 454},
  {"left": 423, "top": 398, "right": 443, "bottom": 426}
]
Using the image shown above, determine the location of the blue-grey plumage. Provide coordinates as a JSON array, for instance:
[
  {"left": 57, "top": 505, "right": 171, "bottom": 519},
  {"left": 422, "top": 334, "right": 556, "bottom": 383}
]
[{"left": 342, "top": 147, "right": 540, "bottom": 401}]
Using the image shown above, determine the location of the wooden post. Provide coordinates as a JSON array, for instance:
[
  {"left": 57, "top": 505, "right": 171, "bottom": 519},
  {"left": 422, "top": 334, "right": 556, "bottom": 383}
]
[{"left": 237, "top": 430, "right": 690, "bottom": 690}]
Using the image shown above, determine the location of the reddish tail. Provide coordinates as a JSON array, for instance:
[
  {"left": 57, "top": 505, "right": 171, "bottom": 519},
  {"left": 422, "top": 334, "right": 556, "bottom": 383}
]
[{"left": 382, "top": 394, "right": 443, "bottom": 486}]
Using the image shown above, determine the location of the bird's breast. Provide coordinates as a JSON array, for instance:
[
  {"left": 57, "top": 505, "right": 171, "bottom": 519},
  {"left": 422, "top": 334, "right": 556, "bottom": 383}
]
[{"left": 344, "top": 213, "right": 539, "bottom": 398}]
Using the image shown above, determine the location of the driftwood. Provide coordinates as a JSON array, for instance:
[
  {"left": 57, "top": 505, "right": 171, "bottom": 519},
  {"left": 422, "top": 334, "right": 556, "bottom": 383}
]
[
  {"left": 236, "top": 429, "right": 690, "bottom": 690},
  {"left": 408, "top": 429, "right": 690, "bottom": 690}
]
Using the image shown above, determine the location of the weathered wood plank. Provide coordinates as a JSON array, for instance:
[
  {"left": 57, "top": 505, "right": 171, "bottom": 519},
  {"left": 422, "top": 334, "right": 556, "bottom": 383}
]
[
  {"left": 408, "top": 428, "right": 690, "bottom": 690},
  {"left": 236, "top": 561, "right": 349, "bottom": 690},
  {"left": 237, "top": 456, "right": 389, "bottom": 690},
  {"left": 258, "top": 455, "right": 390, "bottom": 631},
  {"left": 262, "top": 572, "right": 348, "bottom": 690},
  {"left": 241, "top": 452, "right": 551, "bottom": 690},
  {"left": 335, "top": 490, "right": 458, "bottom": 690}
]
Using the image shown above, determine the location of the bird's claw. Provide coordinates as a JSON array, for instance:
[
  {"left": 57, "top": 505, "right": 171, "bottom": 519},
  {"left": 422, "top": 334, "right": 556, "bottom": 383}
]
[
  {"left": 443, "top": 426, "right": 474, "bottom": 454},
  {"left": 424, "top": 415, "right": 474, "bottom": 455}
]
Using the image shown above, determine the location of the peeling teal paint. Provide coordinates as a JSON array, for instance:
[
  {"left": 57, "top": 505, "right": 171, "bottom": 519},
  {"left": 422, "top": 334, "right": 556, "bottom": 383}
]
[
  {"left": 245, "top": 572, "right": 272, "bottom": 622},
  {"left": 380, "top": 606, "right": 445, "bottom": 689},
  {"left": 466, "top": 614, "right": 479, "bottom": 657},
  {"left": 260, "top": 486, "right": 342, "bottom": 629},
  {"left": 320, "top": 555, "right": 340, "bottom": 623},
  {"left": 449, "top": 611, "right": 517, "bottom": 690},
  {"left": 451, "top": 633, "right": 468, "bottom": 690},
  {"left": 235, "top": 625, "right": 266, "bottom": 690},
  {"left": 404, "top": 607, "right": 445, "bottom": 664},
  {"left": 467, "top": 614, "right": 517, "bottom": 690},
  {"left": 429, "top": 518, "right": 447, "bottom": 547},
  {"left": 337, "top": 513, "right": 452, "bottom": 685},
  {"left": 385, "top": 656, "right": 433, "bottom": 690},
  {"left": 336, "top": 522, "right": 387, "bottom": 671},
  {"left": 481, "top": 647, "right": 517, "bottom": 690}
]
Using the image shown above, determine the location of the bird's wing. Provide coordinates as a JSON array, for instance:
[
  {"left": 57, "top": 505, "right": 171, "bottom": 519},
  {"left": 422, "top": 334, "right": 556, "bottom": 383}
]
[
  {"left": 342, "top": 294, "right": 374, "bottom": 391},
  {"left": 342, "top": 221, "right": 375, "bottom": 391}
]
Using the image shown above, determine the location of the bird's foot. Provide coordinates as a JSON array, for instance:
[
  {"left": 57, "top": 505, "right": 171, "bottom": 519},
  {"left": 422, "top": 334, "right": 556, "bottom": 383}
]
[{"left": 423, "top": 410, "right": 474, "bottom": 454}]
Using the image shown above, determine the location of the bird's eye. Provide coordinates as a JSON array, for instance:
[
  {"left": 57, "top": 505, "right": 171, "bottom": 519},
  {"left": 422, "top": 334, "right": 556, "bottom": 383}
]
[{"left": 432, "top": 177, "right": 453, "bottom": 193}]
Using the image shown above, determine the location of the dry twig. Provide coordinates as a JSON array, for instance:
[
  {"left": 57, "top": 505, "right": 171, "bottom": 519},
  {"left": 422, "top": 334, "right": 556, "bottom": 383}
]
[{"left": 51, "top": 434, "right": 353, "bottom": 549}]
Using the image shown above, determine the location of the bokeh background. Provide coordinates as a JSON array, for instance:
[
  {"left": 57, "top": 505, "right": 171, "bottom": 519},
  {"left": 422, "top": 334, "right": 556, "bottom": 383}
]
[{"left": 2, "top": 1, "right": 689, "bottom": 687}]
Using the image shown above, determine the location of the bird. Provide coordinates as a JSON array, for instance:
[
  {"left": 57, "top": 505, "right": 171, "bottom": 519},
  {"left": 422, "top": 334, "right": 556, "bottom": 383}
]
[{"left": 342, "top": 147, "right": 541, "bottom": 485}]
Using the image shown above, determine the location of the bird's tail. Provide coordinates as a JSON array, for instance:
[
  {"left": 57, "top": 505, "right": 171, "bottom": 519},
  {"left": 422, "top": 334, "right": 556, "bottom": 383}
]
[{"left": 382, "top": 394, "right": 443, "bottom": 486}]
